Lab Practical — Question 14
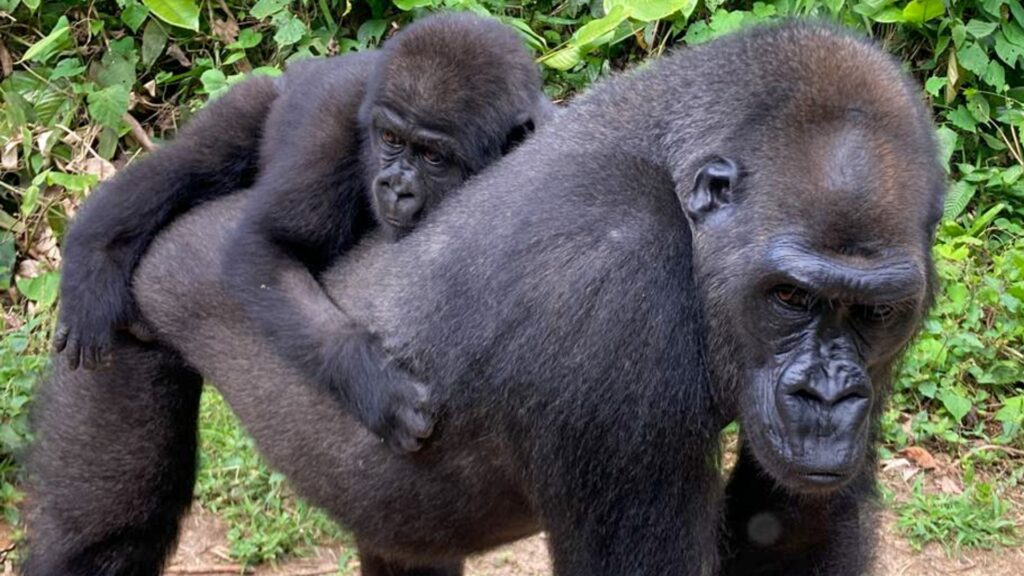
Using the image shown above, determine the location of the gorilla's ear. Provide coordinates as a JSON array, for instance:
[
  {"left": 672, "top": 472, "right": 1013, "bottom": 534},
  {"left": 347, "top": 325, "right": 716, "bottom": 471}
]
[
  {"left": 501, "top": 116, "right": 537, "bottom": 155},
  {"left": 502, "top": 99, "right": 554, "bottom": 155},
  {"left": 685, "top": 157, "right": 739, "bottom": 221}
]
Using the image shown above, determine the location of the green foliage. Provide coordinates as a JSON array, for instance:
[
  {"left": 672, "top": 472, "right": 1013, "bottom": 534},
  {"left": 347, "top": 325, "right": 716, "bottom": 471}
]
[
  {"left": 896, "top": 477, "right": 1019, "bottom": 552},
  {"left": 195, "top": 389, "right": 349, "bottom": 565},
  {"left": 0, "top": 313, "right": 51, "bottom": 526}
]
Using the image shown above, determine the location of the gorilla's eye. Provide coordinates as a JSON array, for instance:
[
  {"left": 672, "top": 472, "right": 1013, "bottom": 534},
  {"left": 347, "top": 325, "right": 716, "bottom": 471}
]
[
  {"left": 421, "top": 149, "right": 444, "bottom": 165},
  {"left": 381, "top": 130, "right": 401, "bottom": 147},
  {"left": 771, "top": 285, "right": 813, "bottom": 311},
  {"left": 862, "top": 304, "right": 895, "bottom": 322}
]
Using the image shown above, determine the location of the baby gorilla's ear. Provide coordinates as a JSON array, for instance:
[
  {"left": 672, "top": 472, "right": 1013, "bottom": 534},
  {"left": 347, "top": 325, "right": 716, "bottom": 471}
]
[{"left": 501, "top": 116, "right": 537, "bottom": 155}]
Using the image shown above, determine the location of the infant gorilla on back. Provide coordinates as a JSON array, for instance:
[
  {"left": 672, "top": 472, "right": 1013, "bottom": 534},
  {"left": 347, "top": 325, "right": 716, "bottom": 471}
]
[{"left": 53, "top": 13, "right": 551, "bottom": 451}]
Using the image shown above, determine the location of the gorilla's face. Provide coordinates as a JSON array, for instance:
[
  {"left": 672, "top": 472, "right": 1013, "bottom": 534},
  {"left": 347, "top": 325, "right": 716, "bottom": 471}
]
[
  {"left": 367, "top": 105, "right": 468, "bottom": 239},
  {"left": 682, "top": 123, "right": 942, "bottom": 494}
]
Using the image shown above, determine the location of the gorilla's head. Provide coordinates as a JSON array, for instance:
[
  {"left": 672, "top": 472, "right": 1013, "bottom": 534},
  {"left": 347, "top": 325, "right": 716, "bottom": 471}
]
[
  {"left": 678, "top": 26, "right": 945, "bottom": 494},
  {"left": 358, "top": 13, "right": 550, "bottom": 239}
]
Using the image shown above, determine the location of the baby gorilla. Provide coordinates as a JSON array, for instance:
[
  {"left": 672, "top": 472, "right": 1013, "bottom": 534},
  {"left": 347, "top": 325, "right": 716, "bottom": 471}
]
[{"left": 54, "top": 13, "right": 550, "bottom": 451}]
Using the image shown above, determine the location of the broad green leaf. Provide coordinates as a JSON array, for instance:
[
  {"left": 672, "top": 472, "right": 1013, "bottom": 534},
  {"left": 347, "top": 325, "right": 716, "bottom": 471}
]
[
  {"left": 965, "top": 19, "right": 998, "bottom": 39},
  {"left": 142, "top": 0, "right": 200, "bottom": 31},
  {"left": 574, "top": 6, "right": 628, "bottom": 47},
  {"left": 604, "top": 0, "right": 696, "bottom": 22},
  {"left": 983, "top": 60, "right": 1006, "bottom": 91},
  {"left": 966, "top": 93, "right": 991, "bottom": 124},
  {"left": 122, "top": 2, "right": 150, "bottom": 32},
  {"left": 934, "top": 125, "right": 957, "bottom": 170},
  {"left": 943, "top": 181, "right": 975, "bottom": 220},
  {"left": 946, "top": 105, "right": 977, "bottom": 132},
  {"left": 272, "top": 11, "right": 305, "bottom": 48},
  {"left": 94, "top": 43, "right": 139, "bottom": 89},
  {"left": 957, "top": 43, "right": 990, "bottom": 76},
  {"left": 901, "top": 0, "right": 944, "bottom": 24},
  {"left": 251, "top": 0, "right": 289, "bottom": 19},
  {"left": 16, "top": 271, "right": 60, "bottom": 309},
  {"left": 47, "top": 172, "right": 98, "bottom": 192},
  {"left": 994, "top": 32, "right": 1023, "bottom": 66},
  {"left": 872, "top": 7, "right": 905, "bottom": 23},
  {"left": 50, "top": 58, "right": 86, "bottom": 80},
  {"left": 87, "top": 85, "right": 130, "bottom": 128},
  {"left": 540, "top": 46, "right": 582, "bottom": 71},
  {"left": 995, "top": 396, "right": 1024, "bottom": 426},
  {"left": 394, "top": 0, "right": 437, "bottom": 9},
  {"left": 0, "top": 233, "right": 15, "bottom": 291},
  {"left": 142, "top": 20, "right": 169, "bottom": 68},
  {"left": 357, "top": 19, "right": 388, "bottom": 47},
  {"left": 201, "top": 69, "right": 229, "bottom": 98},
  {"left": 229, "top": 29, "right": 263, "bottom": 50},
  {"left": 924, "top": 76, "right": 945, "bottom": 97},
  {"left": 23, "top": 0, "right": 38, "bottom": 10},
  {"left": 19, "top": 184, "right": 38, "bottom": 216},
  {"left": 20, "top": 16, "right": 70, "bottom": 63},
  {"left": 939, "top": 390, "right": 971, "bottom": 423}
]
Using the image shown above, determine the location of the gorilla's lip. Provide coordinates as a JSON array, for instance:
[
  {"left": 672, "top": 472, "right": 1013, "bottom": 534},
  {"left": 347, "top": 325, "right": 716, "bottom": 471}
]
[{"left": 799, "top": 472, "right": 847, "bottom": 485}]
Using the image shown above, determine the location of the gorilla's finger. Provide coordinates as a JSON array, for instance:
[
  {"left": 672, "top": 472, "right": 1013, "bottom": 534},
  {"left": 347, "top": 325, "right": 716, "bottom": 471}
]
[
  {"left": 53, "top": 324, "right": 69, "bottom": 352},
  {"left": 81, "top": 347, "right": 97, "bottom": 371},
  {"left": 129, "top": 321, "right": 156, "bottom": 343},
  {"left": 66, "top": 337, "right": 81, "bottom": 370}
]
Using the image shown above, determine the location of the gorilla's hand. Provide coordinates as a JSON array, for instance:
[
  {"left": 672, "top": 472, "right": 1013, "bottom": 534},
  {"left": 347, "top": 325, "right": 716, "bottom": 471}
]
[
  {"left": 54, "top": 255, "right": 138, "bottom": 370},
  {"left": 325, "top": 330, "right": 435, "bottom": 453}
]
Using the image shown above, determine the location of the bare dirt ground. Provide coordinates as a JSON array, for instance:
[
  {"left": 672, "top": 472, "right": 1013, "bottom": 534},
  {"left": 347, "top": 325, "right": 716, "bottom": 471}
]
[
  {"left": 159, "top": 509, "right": 1023, "bottom": 576},
  {"left": 157, "top": 458, "right": 1024, "bottom": 576},
  {"left": 3, "top": 463, "right": 1020, "bottom": 575}
]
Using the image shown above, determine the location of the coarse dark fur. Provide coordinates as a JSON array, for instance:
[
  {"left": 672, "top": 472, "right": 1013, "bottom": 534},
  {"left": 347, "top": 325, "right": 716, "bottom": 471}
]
[
  {"left": 53, "top": 12, "right": 551, "bottom": 451},
  {"left": 26, "top": 22, "right": 945, "bottom": 576},
  {"left": 221, "top": 14, "right": 550, "bottom": 451}
]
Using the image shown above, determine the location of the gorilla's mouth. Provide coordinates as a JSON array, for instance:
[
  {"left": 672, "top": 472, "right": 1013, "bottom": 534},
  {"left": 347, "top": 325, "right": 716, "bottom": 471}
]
[{"left": 797, "top": 471, "right": 849, "bottom": 488}]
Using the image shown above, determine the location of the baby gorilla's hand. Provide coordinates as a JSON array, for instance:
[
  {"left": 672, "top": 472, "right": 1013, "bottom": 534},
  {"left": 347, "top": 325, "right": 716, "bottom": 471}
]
[
  {"left": 325, "top": 331, "right": 434, "bottom": 453},
  {"left": 54, "top": 257, "right": 137, "bottom": 370}
]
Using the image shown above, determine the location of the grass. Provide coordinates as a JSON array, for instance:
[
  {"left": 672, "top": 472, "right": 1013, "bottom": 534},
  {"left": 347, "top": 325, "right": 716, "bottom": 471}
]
[
  {"left": 194, "top": 388, "right": 351, "bottom": 566},
  {"left": 895, "top": 478, "right": 1019, "bottom": 553}
]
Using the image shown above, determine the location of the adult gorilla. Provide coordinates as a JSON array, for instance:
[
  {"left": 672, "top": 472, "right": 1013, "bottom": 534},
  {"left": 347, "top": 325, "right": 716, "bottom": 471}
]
[{"left": 28, "top": 22, "right": 944, "bottom": 575}]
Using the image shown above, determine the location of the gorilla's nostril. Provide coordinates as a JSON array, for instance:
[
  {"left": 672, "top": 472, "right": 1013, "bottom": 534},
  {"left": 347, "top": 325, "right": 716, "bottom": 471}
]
[{"left": 792, "top": 388, "right": 824, "bottom": 404}]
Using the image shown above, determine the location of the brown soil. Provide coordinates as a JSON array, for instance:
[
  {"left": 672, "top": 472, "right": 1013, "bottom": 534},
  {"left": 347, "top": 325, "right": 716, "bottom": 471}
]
[{"left": 5, "top": 463, "right": 1020, "bottom": 575}]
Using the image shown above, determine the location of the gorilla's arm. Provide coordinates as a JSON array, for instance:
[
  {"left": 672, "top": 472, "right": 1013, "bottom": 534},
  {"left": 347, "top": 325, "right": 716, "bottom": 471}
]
[
  {"left": 55, "top": 75, "right": 279, "bottom": 369},
  {"left": 218, "top": 53, "right": 431, "bottom": 452}
]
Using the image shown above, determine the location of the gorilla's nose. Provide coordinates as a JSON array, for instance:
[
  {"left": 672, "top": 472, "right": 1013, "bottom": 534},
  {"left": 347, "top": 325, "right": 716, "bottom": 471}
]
[{"left": 784, "top": 367, "right": 870, "bottom": 410}]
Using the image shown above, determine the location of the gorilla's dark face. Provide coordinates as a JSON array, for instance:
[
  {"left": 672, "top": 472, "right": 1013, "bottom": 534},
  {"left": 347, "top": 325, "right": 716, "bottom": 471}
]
[
  {"left": 683, "top": 121, "right": 942, "bottom": 495},
  {"left": 366, "top": 105, "right": 468, "bottom": 238}
]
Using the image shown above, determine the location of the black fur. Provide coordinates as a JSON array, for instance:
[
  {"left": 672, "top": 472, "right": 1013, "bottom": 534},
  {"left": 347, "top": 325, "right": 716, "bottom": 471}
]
[
  {"left": 222, "top": 14, "right": 549, "bottom": 452},
  {"left": 28, "top": 22, "right": 945, "bottom": 576},
  {"left": 53, "top": 13, "right": 550, "bottom": 452}
]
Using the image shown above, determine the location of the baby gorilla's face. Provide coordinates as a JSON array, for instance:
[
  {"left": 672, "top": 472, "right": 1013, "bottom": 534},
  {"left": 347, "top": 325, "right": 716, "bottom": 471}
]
[{"left": 367, "top": 106, "right": 467, "bottom": 239}]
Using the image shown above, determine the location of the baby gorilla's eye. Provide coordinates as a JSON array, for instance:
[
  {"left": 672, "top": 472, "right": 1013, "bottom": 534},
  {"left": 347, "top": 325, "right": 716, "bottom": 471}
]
[
  {"left": 863, "top": 304, "right": 895, "bottom": 322},
  {"left": 381, "top": 130, "right": 401, "bottom": 147},
  {"left": 421, "top": 149, "right": 444, "bottom": 165},
  {"left": 771, "top": 284, "right": 813, "bottom": 310}
]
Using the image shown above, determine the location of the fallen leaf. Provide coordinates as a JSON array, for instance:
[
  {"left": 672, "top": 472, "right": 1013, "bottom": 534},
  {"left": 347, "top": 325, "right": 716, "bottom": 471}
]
[
  {"left": 901, "top": 446, "right": 939, "bottom": 470},
  {"left": 212, "top": 18, "right": 239, "bottom": 45},
  {"left": 0, "top": 39, "right": 12, "bottom": 78},
  {"left": 882, "top": 457, "right": 912, "bottom": 472},
  {"left": 937, "top": 475, "right": 963, "bottom": 495}
]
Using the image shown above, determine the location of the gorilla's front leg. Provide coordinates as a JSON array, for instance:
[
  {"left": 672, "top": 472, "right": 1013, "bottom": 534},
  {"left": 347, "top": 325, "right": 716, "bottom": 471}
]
[
  {"left": 359, "top": 549, "right": 464, "bottom": 576},
  {"left": 719, "top": 441, "right": 877, "bottom": 576},
  {"left": 539, "top": 434, "right": 722, "bottom": 576}
]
